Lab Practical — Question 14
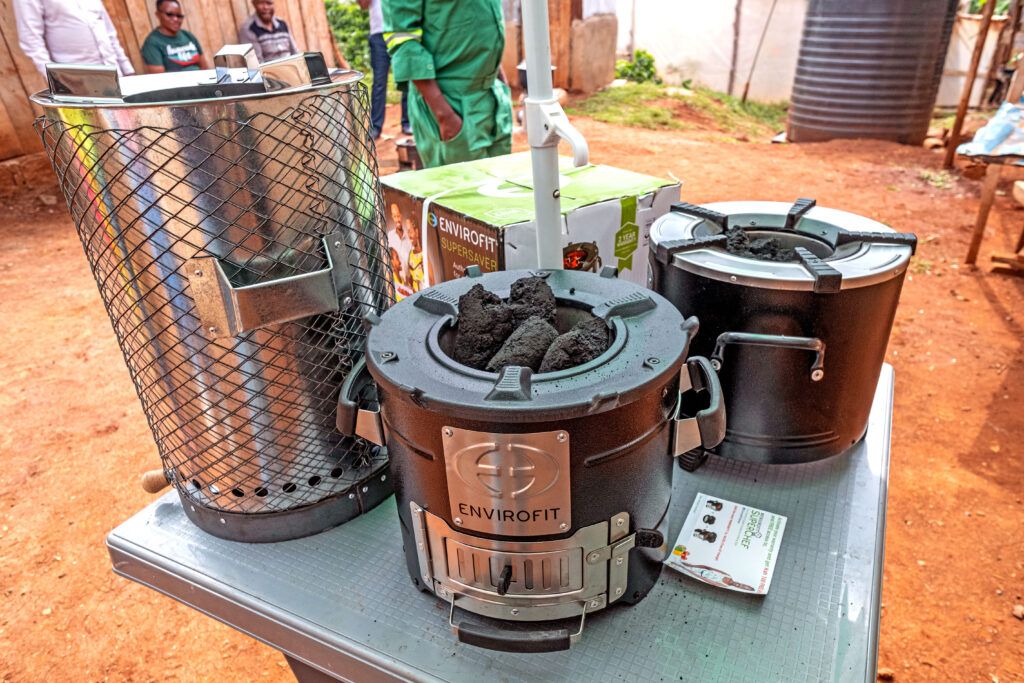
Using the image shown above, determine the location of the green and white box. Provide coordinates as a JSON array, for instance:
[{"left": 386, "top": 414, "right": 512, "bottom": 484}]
[{"left": 380, "top": 152, "right": 680, "bottom": 298}]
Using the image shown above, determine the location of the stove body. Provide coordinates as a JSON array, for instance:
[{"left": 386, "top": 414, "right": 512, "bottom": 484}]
[
  {"left": 649, "top": 200, "right": 914, "bottom": 464},
  {"left": 339, "top": 268, "right": 725, "bottom": 651},
  {"left": 34, "top": 48, "right": 394, "bottom": 541}
]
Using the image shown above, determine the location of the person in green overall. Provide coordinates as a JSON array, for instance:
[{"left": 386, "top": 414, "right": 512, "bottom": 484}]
[{"left": 382, "top": 0, "right": 512, "bottom": 168}]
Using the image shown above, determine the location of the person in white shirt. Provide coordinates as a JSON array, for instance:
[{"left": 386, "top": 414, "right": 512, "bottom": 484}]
[
  {"left": 387, "top": 202, "right": 413, "bottom": 285},
  {"left": 358, "top": 0, "right": 409, "bottom": 139},
  {"left": 14, "top": 0, "right": 135, "bottom": 79}
]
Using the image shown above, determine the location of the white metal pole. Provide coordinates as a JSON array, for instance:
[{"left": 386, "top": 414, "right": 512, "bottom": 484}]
[{"left": 522, "top": 0, "right": 564, "bottom": 270}]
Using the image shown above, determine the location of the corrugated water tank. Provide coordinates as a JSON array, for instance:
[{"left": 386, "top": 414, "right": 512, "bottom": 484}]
[{"left": 787, "top": 0, "right": 958, "bottom": 145}]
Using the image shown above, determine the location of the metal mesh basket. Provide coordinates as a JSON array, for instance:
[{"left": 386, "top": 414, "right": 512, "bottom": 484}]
[{"left": 34, "top": 53, "right": 395, "bottom": 541}]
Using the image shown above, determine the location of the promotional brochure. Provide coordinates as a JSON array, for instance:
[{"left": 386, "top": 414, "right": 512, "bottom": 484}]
[{"left": 665, "top": 492, "right": 787, "bottom": 595}]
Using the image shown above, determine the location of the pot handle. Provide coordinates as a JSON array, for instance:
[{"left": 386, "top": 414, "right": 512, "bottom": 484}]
[
  {"left": 711, "top": 331, "right": 825, "bottom": 382},
  {"left": 336, "top": 356, "right": 386, "bottom": 447},
  {"left": 672, "top": 356, "right": 727, "bottom": 456},
  {"left": 448, "top": 594, "right": 584, "bottom": 653}
]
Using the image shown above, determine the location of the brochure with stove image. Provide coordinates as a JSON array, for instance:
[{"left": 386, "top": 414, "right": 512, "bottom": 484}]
[{"left": 665, "top": 492, "right": 787, "bottom": 595}]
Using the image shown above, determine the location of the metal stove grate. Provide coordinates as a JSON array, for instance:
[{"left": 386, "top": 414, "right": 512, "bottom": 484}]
[{"left": 36, "top": 83, "right": 394, "bottom": 515}]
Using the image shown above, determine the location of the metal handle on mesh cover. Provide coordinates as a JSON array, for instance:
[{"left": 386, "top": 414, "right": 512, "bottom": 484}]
[
  {"left": 710, "top": 331, "right": 825, "bottom": 381},
  {"left": 672, "top": 356, "right": 727, "bottom": 456},
  {"left": 186, "top": 232, "right": 352, "bottom": 338}
]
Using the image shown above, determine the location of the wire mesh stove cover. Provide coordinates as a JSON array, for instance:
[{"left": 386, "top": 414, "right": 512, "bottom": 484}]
[{"left": 33, "top": 48, "right": 395, "bottom": 541}]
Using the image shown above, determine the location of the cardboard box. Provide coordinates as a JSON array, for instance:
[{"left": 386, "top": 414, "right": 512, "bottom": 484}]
[{"left": 380, "top": 152, "right": 680, "bottom": 298}]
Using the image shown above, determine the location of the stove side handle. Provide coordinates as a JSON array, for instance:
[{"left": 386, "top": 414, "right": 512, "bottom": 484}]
[
  {"left": 336, "top": 356, "right": 386, "bottom": 447},
  {"left": 672, "top": 356, "right": 727, "bottom": 456}
]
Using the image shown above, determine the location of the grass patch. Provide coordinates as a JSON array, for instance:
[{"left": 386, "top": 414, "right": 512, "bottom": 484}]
[
  {"left": 566, "top": 82, "right": 685, "bottom": 129},
  {"left": 566, "top": 82, "right": 788, "bottom": 136},
  {"left": 687, "top": 86, "right": 788, "bottom": 134},
  {"left": 919, "top": 169, "right": 954, "bottom": 190},
  {"left": 931, "top": 109, "right": 957, "bottom": 131}
]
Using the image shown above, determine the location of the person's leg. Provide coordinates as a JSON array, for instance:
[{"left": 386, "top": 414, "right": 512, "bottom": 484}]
[
  {"left": 399, "top": 84, "right": 411, "bottom": 134},
  {"left": 368, "top": 33, "right": 389, "bottom": 138}
]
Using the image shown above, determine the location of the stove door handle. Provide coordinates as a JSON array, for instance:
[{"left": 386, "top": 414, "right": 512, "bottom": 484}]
[
  {"left": 673, "top": 356, "right": 727, "bottom": 456},
  {"left": 336, "top": 356, "right": 386, "bottom": 447},
  {"left": 454, "top": 620, "right": 572, "bottom": 653},
  {"left": 448, "top": 593, "right": 584, "bottom": 653}
]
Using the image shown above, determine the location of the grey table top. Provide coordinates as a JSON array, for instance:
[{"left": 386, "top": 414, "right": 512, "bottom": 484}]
[{"left": 107, "top": 365, "right": 893, "bottom": 683}]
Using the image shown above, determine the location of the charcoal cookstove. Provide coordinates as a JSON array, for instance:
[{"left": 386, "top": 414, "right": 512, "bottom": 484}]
[
  {"left": 34, "top": 47, "right": 394, "bottom": 541},
  {"left": 650, "top": 199, "right": 915, "bottom": 465},
  {"left": 338, "top": 268, "right": 725, "bottom": 652},
  {"left": 562, "top": 241, "right": 601, "bottom": 272}
]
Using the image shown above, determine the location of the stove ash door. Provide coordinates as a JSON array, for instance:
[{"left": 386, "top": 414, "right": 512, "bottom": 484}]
[{"left": 409, "top": 503, "right": 637, "bottom": 651}]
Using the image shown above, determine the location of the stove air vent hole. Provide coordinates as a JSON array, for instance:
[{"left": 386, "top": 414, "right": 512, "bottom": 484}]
[
  {"left": 308, "top": 475, "right": 322, "bottom": 487},
  {"left": 282, "top": 482, "right": 296, "bottom": 493},
  {"left": 230, "top": 488, "right": 244, "bottom": 498}
]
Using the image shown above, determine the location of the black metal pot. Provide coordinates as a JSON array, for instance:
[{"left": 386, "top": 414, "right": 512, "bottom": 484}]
[
  {"left": 649, "top": 200, "right": 915, "bottom": 465},
  {"left": 338, "top": 268, "right": 725, "bottom": 652}
]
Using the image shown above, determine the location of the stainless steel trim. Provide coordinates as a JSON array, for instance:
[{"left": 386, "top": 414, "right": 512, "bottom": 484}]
[
  {"left": 672, "top": 361, "right": 702, "bottom": 455},
  {"left": 443, "top": 538, "right": 583, "bottom": 595},
  {"left": 650, "top": 201, "right": 913, "bottom": 291},
  {"left": 607, "top": 540, "right": 634, "bottom": 604},
  {"left": 186, "top": 232, "right": 352, "bottom": 339},
  {"left": 413, "top": 506, "right": 634, "bottom": 622},
  {"left": 409, "top": 503, "right": 433, "bottom": 587},
  {"left": 46, "top": 63, "right": 121, "bottom": 102},
  {"left": 214, "top": 44, "right": 259, "bottom": 81},
  {"left": 672, "top": 417, "right": 702, "bottom": 457},
  {"left": 354, "top": 407, "right": 385, "bottom": 447},
  {"left": 442, "top": 427, "right": 571, "bottom": 537},
  {"left": 609, "top": 512, "right": 629, "bottom": 542},
  {"left": 32, "top": 65, "right": 362, "bottom": 110},
  {"left": 258, "top": 53, "right": 314, "bottom": 91}
]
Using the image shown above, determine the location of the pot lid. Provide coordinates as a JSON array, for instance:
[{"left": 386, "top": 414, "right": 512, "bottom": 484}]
[
  {"left": 364, "top": 268, "right": 690, "bottom": 423},
  {"left": 32, "top": 44, "right": 360, "bottom": 109},
  {"left": 649, "top": 199, "right": 916, "bottom": 292}
]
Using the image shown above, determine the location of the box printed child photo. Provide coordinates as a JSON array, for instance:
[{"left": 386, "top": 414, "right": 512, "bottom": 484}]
[{"left": 386, "top": 201, "right": 427, "bottom": 301}]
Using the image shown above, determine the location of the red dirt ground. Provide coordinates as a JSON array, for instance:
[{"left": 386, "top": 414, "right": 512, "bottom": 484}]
[{"left": 1, "top": 105, "right": 1022, "bottom": 682}]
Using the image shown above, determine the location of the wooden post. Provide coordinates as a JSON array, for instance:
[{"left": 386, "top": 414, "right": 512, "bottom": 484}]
[
  {"left": 728, "top": 0, "right": 742, "bottom": 96},
  {"left": 945, "top": 0, "right": 998, "bottom": 169},
  {"left": 966, "top": 162, "right": 1002, "bottom": 264},
  {"left": 981, "top": 0, "right": 1017, "bottom": 104},
  {"left": 547, "top": 0, "right": 573, "bottom": 90}
]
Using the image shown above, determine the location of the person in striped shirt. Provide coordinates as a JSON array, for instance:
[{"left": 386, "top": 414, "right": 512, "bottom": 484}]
[{"left": 237, "top": 0, "right": 299, "bottom": 63}]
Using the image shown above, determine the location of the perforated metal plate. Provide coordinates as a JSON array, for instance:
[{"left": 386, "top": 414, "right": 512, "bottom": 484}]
[{"left": 107, "top": 367, "right": 893, "bottom": 683}]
